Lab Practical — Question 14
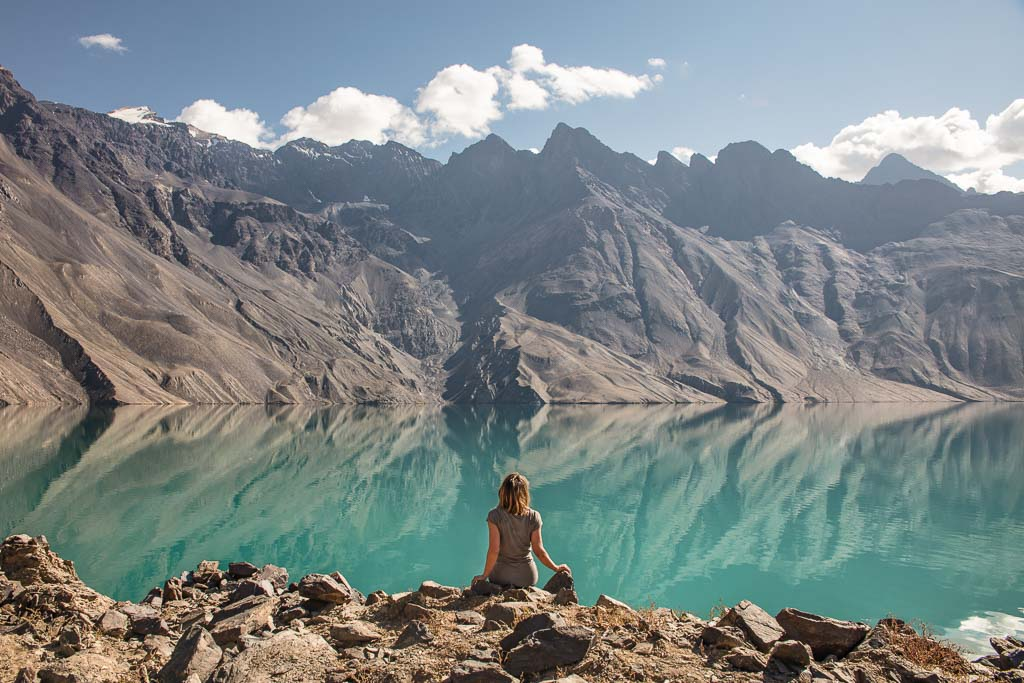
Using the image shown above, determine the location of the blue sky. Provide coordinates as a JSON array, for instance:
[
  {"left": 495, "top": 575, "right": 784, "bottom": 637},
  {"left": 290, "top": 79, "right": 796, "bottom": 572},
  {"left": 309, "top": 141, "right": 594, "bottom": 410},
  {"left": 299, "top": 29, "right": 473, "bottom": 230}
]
[{"left": 3, "top": 0, "right": 1023, "bottom": 190}]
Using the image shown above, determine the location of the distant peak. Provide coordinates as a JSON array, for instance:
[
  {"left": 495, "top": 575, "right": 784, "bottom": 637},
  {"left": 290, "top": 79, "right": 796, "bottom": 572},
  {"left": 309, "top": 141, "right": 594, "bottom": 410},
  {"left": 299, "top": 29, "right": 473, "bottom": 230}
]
[
  {"left": 540, "top": 122, "right": 611, "bottom": 159},
  {"left": 715, "top": 140, "right": 772, "bottom": 166},
  {"left": 861, "top": 152, "right": 958, "bottom": 190},
  {"left": 107, "top": 106, "right": 170, "bottom": 127},
  {"left": 655, "top": 150, "right": 686, "bottom": 169}
]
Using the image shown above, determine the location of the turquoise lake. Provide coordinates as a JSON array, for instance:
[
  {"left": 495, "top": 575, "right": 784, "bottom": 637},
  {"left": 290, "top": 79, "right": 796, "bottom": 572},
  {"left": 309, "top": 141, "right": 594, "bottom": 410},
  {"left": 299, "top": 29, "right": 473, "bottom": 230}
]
[{"left": 1, "top": 403, "right": 1022, "bottom": 655}]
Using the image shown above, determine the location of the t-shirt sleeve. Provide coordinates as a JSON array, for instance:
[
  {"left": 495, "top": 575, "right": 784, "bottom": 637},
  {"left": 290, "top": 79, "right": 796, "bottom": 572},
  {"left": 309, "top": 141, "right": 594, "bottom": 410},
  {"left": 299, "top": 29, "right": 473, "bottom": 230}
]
[
  {"left": 533, "top": 510, "right": 543, "bottom": 532},
  {"left": 486, "top": 508, "right": 499, "bottom": 525}
]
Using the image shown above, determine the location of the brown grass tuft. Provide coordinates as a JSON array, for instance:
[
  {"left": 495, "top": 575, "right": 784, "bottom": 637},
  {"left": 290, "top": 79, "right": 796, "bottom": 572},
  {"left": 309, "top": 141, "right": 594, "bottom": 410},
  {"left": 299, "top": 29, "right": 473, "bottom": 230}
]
[{"left": 881, "top": 621, "right": 974, "bottom": 678}]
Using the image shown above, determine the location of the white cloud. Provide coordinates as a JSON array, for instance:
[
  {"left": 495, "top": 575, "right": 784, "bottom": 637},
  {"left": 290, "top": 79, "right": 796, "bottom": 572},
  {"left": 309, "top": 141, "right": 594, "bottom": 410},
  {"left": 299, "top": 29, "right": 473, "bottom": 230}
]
[
  {"left": 647, "top": 57, "right": 667, "bottom": 69},
  {"left": 175, "top": 100, "right": 275, "bottom": 148},
  {"left": 504, "top": 71, "right": 549, "bottom": 111},
  {"left": 669, "top": 146, "right": 698, "bottom": 163},
  {"left": 415, "top": 64, "right": 503, "bottom": 138},
  {"left": 78, "top": 34, "right": 127, "bottom": 53},
  {"left": 791, "top": 99, "right": 1024, "bottom": 193},
  {"left": 279, "top": 87, "right": 425, "bottom": 146},
  {"left": 508, "top": 44, "right": 656, "bottom": 105}
]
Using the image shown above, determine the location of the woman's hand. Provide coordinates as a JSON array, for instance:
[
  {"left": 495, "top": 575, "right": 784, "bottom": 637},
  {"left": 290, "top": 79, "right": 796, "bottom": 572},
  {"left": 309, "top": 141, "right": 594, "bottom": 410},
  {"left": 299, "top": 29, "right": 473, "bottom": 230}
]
[
  {"left": 554, "top": 564, "right": 571, "bottom": 574},
  {"left": 472, "top": 574, "right": 487, "bottom": 585}
]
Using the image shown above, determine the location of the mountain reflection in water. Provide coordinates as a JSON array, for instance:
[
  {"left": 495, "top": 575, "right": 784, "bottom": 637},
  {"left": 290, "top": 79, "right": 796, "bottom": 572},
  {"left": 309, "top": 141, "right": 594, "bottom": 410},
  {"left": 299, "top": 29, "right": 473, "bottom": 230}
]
[{"left": 1, "top": 403, "right": 1022, "bottom": 653}]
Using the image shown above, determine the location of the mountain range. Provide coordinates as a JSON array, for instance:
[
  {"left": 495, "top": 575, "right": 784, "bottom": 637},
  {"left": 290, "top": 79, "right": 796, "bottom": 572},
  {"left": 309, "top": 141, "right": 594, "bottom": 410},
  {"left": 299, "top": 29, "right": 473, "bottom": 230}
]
[{"left": 1, "top": 65, "right": 1023, "bottom": 405}]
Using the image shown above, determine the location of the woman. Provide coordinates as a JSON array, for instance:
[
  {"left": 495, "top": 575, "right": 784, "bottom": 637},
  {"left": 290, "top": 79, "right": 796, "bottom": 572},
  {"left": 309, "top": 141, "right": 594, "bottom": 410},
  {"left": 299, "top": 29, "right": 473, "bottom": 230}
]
[{"left": 473, "top": 472, "right": 570, "bottom": 588}]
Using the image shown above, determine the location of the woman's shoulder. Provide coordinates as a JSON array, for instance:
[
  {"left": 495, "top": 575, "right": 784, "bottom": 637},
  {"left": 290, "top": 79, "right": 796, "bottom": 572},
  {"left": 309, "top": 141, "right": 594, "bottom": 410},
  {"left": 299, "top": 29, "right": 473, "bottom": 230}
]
[
  {"left": 528, "top": 508, "right": 542, "bottom": 525},
  {"left": 486, "top": 506, "right": 503, "bottom": 523}
]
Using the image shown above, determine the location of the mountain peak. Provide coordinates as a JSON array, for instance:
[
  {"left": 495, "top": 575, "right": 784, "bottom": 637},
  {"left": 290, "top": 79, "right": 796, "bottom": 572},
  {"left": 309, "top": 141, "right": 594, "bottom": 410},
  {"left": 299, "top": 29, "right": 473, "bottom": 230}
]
[
  {"left": 715, "top": 140, "right": 772, "bottom": 167},
  {"left": 861, "top": 153, "right": 958, "bottom": 190},
  {"left": 540, "top": 123, "right": 609, "bottom": 158},
  {"left": 107, "top": 106, "right": 170, "bottom": 127}
]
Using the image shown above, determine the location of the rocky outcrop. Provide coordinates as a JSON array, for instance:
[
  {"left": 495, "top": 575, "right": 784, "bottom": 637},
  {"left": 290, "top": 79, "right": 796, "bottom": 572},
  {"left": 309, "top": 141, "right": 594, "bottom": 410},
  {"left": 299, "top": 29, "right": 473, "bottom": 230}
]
[
  {"left": 0, "top": 534, "right": 1012, "bottom": 683},
  {"left": 776, "top": 607, "right": 870, "bottom": 659}
]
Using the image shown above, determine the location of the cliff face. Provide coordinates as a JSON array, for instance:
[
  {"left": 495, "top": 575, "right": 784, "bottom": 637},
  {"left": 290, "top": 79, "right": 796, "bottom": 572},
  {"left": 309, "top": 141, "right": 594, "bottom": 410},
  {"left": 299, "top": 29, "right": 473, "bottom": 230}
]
[{"left": 2, "top": 66, "right": 1023, "bottom": 405}]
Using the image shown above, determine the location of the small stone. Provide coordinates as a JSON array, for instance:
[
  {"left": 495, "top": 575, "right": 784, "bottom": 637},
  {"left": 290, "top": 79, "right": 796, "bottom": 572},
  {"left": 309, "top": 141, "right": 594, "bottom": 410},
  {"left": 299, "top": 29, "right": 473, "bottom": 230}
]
[
  {"left": 142, "top": 587, "right": 163, "bottom": 607},
  {"left": 331, "top": 620, "right": 384, "bottom": 647},
  {"left": 131, "top": 614, "right": 172, "bottom": 637},
  {"left": 163, "top": 578, "right": 183, "bottom": 603},
  {"left": 481, "top": 619, "right": 506, "bottom": 632},
  {"left": 143, "top": 634, "right": 174, "bottom": 658},
  {"left": 403, "top": 602, "right": 435, "bottom": 620},
  {"left": 596, "top": 594, "right": 635, "bottom": 612},
  {"left": 257, "top": 564, "right": 289, "bottom": 592},
  {"left": 57, "top": 625, "right": 87, "bottom": 656},
  {"left": 193, "top": 560, "right": 221, "bottom": 584},
  {"left": 419, "top": 580, "right": 461, "bottom": 600},
  {"left": 770, "top": 639, "right": 814, "bottom": 669},
  {"left": 365, "top": 590, "right": 388, "bottom": 606},
  {"left": 542, "top": 570, "right": 574, "bottom": 594},
  {"left": 456, "top": 610, "right": 485, "bottom": 626},
  {"left": 553, "top": 588, "right": 579, "bottom": 606},
  {"left": 395, "top": 620, "right": 433, "bottom": 648},
  {"left": 701, "top": 624, "right": 749, "bottom": 650},
  {"left": 484, "top": 601, "right": 534, "bottom": 626},
  {"left": 726, "top": 647, "right": 769, "bottom": 672},
  {"left": 298, "top": 573, "right": 360, "bottom": 604},
  {"left": 228, "top": 562, "right": 259, "bottom": 579},
  {"left": 718, "top": 600, "right": 785, "bottom": 653},
  {"left": 96, "top": 610, "right": 129, "bottom": 638},
  {"left": 446, "top": 659, "right": 517, "bottom": 682}
]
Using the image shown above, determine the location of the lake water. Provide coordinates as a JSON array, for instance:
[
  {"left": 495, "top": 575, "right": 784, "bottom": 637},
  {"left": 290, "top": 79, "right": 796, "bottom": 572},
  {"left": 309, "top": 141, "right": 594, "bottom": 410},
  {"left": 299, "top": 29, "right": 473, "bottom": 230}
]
[{"left": 1, "top": 403, "right": 1023, "bottom": 655}]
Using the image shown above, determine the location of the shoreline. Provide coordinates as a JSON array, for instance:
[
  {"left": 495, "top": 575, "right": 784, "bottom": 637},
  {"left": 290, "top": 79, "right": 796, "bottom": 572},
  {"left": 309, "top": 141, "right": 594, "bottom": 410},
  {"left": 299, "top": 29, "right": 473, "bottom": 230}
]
[{"left": 2, "top": 535, "right": 1020, "bottom": 683}]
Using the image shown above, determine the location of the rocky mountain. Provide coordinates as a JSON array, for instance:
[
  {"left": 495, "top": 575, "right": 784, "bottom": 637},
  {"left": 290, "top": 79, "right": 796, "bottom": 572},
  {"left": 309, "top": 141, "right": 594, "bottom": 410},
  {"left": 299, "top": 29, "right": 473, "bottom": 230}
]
[
  {"left": 861, "top": 153, "right": 960, "bottom": 190},
  {"left": 1, "top": 65, "right": 1023, "bottom": 405}
]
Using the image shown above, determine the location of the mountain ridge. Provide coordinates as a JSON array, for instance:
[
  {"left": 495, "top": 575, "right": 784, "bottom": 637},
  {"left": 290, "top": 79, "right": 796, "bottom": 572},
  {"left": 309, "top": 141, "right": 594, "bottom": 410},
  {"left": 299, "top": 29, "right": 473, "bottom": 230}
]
[{"left": 1, "top": 66, "right": 1023, "bottom": 405}]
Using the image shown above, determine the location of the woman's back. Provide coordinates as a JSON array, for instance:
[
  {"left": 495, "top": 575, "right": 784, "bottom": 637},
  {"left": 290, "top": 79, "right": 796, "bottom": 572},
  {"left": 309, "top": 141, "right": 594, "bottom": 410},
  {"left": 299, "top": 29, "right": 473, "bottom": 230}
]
[{"left": 487, "top": 506, "right": 540, "bottom": 565}]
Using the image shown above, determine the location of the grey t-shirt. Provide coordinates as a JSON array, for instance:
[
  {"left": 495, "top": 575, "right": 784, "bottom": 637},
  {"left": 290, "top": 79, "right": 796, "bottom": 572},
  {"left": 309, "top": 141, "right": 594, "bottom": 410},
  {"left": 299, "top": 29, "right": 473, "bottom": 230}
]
[{"left": 487, "top": 506, "right": 541, "bottom": 566}]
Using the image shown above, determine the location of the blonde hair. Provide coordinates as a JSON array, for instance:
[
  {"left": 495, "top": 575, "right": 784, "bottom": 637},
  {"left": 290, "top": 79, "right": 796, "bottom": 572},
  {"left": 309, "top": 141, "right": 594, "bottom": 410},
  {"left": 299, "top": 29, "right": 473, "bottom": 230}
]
[{"left": 498, "top": 472, "right": 531, "bottom": 516}]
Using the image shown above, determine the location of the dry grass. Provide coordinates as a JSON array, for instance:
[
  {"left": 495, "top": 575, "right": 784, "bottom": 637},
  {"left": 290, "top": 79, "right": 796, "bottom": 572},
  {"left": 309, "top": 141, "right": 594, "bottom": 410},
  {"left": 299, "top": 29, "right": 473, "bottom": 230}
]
[
  {"left": 880, "top": 620, "right": 975, "bottom": 678},
  {"left": 708, "top": 598, "right": 729, "bottom": 622}
]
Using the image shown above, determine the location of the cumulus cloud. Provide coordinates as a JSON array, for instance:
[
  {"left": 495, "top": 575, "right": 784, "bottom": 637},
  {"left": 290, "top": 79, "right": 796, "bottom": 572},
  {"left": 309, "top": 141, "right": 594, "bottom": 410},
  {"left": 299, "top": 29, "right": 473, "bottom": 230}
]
[
  {"left": 175, "top": 100, "right": 275, "bottom": 148},
  {"left": 78, "top": 34, "right": 127, "bottom": 53},
  {"left": 415, "top": 64, "right": 503, "bottom": 138},
  {"left": 792, "top": 99, "right": 1024, "bottom": 193},
  {"left": 280, "top": 87, "right": 425, "bottom": 146},
  {"left": 669, "top": 146, "right": 698, "bottom": 163},
  {"left": 172, "top": 44, "right": 659, "bottom": 148},
  {"left": 647, "top": 57, "right": 667, "bottom": 68}
]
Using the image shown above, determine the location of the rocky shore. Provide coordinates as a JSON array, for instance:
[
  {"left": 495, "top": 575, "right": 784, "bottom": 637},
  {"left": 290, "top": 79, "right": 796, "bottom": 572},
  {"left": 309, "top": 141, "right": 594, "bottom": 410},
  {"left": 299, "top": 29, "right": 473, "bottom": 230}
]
[{"left": 0, "top": 535, "right": 1020, "bottom": 683}]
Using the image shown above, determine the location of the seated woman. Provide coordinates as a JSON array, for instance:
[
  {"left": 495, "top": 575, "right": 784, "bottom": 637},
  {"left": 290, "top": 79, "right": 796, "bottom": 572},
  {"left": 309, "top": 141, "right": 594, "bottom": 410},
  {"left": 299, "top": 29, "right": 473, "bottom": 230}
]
[{"left": 473, "top": 472, "right": 570, "bottom": 588}]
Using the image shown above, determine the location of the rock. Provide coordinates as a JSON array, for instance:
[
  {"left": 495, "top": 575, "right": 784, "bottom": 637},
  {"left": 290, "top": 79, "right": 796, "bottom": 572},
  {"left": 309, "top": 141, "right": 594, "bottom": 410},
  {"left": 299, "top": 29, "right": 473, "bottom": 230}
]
[
  {"left": 469, "top": 578, "right": 503, "bottom": 596},
  {"left": 777, "top": 608, "right": 870, "bottom": 659},
  {"left": 457, "top": 610, "right": 486, "bottom": 626},
  {"left": 770, "top": 639, "right": 814, "bottom": 669},
  {"left": 365, "top": 590, "right": 388, "bottom": 606},
  {"left": 143, "top": 634, "right": 174, "bottom": 658},
  {"left": 193, "top": 560, "right": 221, "bottom": 584},
  {"left": 446, "top": 659, "right": 517, "bottom": 683},
  {"left": 256, "top": 564, "right": 288, "bottom": 592},
  {"left": 1, "top": 535, "right": 77, "bottom": 586},
  {"left": 596, "top": 594, "right": 634, "bottom": 612},
  {"left": 159, "top": 626, "right": 223, "bottom": 683},
  {"left": 539, "top": 677, "right": 589, "bottom": 683},
  {"left": 228, "top": 562, "right": 259, "bottom": 579},
  {"left": 208, "top": 596, "right": 275, "bottom": 646},
  {"left": 484, "top": 601, "right": 534, "bottom": 626},
  {"left": 96, "top": 610, "right": 129, "bottom": 638},
  {"left": 56, "top": 625, "right": 87, "bottom": 656},
  {"left": 142, "top": 587, "right": 163, "bottom": 606},
  {"left": 504, "top": 587, "right": 552, "bottom": 603},
  {"left": 178, "top": 608, "right": 213, "bottom": 632},
  {"left": 213, "top": 630, "right": 336, "bottom": 683},
  {"left": 131, "top": 614, "right": 172, "bottom": 637},
  {"left": 395, "top": 620, "right": 433, "bottom": 648},
  {"left": 701, "top": 624, "right": 749, "bottom": 651},
  {"left": 419, "top": 580, "right": 461, "bottom": 600},
  {"left": 718, "top": 600, "right": 785, "bottom": 653},
  {"left": 993, "top": 636, "right": 1024, "bottom": 655},
  {"left": 500, "top": 612, "right": 567, "bottom": 651},
  {"left": 37, "top": 653, "right": 129, "bottom": 683},
  {"left": 298, "top": 573, "right": 359, "bottom": 604},
  {"left": 228, "top": 579, "right": 275, "bottom": 603},
  {"left": 726, "top": 647, "right": 769, "bottom": 672},
  {"left": 403, "top": 602, "right": 435, "bottom": 620},
  {"left": 13, "top": 667, "right": 36, "bottom": 683},
  {"left": 553, "top": 588, "right": 579, "bottom": 606},
  {"left": 330, "top": 620, "right": 383, "bottom": 647},
  {"left": 481, "top": 619, "right": 506, "bottom": 632},
  {"left": 505, "top": 625, "right": 595, "bottom": 676},
  {"left": 163, "top": 577, "right": 183, "bottom": 602},
  {"left": 542, "top": 570, "right": 574, "bottom": 594}
]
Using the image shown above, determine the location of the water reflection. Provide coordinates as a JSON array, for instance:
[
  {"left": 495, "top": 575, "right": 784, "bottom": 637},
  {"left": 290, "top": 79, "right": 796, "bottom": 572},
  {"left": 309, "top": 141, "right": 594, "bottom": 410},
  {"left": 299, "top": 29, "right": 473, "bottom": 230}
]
[{"left": 0, "top": 403, "right": 1021, "bottom": 644}]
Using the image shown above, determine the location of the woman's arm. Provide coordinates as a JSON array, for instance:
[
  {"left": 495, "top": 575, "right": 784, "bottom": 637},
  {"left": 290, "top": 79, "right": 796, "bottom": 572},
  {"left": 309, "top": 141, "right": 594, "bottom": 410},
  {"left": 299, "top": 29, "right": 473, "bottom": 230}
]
[
  {"left": 531, "top": 527, "right": 569, "bottom": 574},
  {"left": 473, "top": 522, "right": 501, "bottom": 583}
]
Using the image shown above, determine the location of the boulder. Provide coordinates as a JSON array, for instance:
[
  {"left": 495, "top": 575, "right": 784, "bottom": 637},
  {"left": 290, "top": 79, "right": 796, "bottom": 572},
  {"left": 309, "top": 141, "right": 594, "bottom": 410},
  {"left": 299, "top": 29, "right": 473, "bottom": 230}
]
[
  {"left": 419, "top": 580, "right": 461, "bottom": 600},
  {"left": 56, "top": 624, "right": 87, "bottom": 656},
  {"left": 469, "top": 578, "right": 503, "bottom": 596},
  {"left": 484, "top": 601, "right": 534, "bottom": 626},
  {"left": 1, "top": 535, "right": 78, "bottom": 586},
  {"left": 504, "top": 587, "right": 552, "bottom": 603},
  {"left": 725, "top": 647, "right": 769, "bottom": 672},
  {"left": 500, "top": 612, "right": 567, "bottom": 651},
  {"left": 163, "top": 578, "right": 183, "bottom": 602},
  {"left": 776, "top": 608, "right": 870, "bottom": 659},
  {"left": 395, "top": 620, "right": 433, "bottom": 648},
  {"left": 505, "top": 626, "right": 595, "bottom": 676},
  {"left": 256, "top": 564, "right": 288, "bottom": 592},
  {"left": 213, "top": 630, "right": 336, "bottom": 683},
  {"left": 456, "top": 610, "right": 486, "bottom": 626},
  {"left": 143, "top": 634, "right": 174, "bottom": 658},
  {"left": 365, "top": 590, "right": 388, "bottom": 606},
  {"left": 701, "top": 624, "right": 748, "bottom": 650},
  {"left": 596, "top": 594, "right": 634, "bottom": 612},
  {"left": 228, "top": 579, "right": 275, "bottom": 603},
  {"left": 193, "top": 560, "right": 221, "bottom": 585},
  {"left": 553, "top": 588, "right": 579, "bottom": 606},
  {"left": 718, "top": 600, "right": 785, "bottom": 653},
  {"left": 131, "top": 614, "right": 171, "bottom": 637},
  {"left": 228, "top": 562, "right": 259, "bottom": 579},
  {"left": 298, "top": 573, "right": 359, "bottom": 604},
  {"left": 330, "top": 620, "right": 383, "bottom": 647},
  {"left": 403, "top": 602, "right": 435, "bottom": 620},
  {"left": 542, "top": 570, "right": 574, "bottom": 594},
  {"left": 769, "top": 639, "right": 813, "bottom": 669},
  {"left": 208, "top": 596, "right": 275, "bottom": 646},
  {"left": 447, "top": 659, "right": 517, "bottom": 683},
  {"left": 37, "top": 652, "right": 129, "bottom": 683},
  {"left": 96, "top": 610, "right": 129, "bottom": 638}
]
